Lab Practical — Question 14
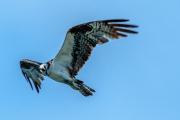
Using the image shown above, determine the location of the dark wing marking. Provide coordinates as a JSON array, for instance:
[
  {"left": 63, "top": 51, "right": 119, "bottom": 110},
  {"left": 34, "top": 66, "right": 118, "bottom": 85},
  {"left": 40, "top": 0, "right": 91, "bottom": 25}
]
[
  {"left": 53, "top": 19, "right": 138, "bottom": 77},
  {"left": 22, "top": 70, "right": 33, "bottom": 90},
  {"left": 33, "top": 80, "right": 41, "bottom": 93},
  {"left": 20, "top": 60, "right": 44, "bottom": 93}
]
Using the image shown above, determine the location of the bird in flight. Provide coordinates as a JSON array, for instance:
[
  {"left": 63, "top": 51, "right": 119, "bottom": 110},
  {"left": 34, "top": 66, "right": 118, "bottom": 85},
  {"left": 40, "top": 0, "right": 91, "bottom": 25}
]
[{"left": 20, "top": 19, "right": 138, "bottom": 96}]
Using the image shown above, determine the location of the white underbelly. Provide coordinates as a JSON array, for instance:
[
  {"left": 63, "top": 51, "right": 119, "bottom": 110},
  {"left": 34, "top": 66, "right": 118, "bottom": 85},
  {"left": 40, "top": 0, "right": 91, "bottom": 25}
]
[{"left": 47, "top": 63, "right": 72, "bottom": 83}]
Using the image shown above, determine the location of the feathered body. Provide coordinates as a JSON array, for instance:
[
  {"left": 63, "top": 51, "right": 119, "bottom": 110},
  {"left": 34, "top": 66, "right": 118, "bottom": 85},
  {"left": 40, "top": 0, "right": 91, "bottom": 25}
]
[{"left": 20, "top": 19, "right": 138, "bottom": 96}]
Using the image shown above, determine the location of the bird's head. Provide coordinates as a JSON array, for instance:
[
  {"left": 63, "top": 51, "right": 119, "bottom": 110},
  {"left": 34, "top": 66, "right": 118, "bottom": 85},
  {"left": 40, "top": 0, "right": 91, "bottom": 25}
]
[
  {"left": 20, "top": 59, "right": 46, "bottom": 93},
  {"left": 39, "top": 63, "right": 48, "bottom": 75}
]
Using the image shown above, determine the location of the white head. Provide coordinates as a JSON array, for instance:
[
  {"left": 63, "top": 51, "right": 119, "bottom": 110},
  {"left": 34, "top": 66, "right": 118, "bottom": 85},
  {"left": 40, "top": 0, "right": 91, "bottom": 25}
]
[{"left": 39, "top": 64, "right": 48, "bottom": 75}]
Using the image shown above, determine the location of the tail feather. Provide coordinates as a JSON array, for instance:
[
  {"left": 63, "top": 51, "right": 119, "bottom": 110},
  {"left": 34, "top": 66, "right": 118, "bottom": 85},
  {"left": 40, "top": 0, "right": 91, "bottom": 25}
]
[
  {"left": 79, "top": 84, "right": 95, "bottom": 96},
  {"left": 75, "top": 79, "right": 95, "bottom": 96}
]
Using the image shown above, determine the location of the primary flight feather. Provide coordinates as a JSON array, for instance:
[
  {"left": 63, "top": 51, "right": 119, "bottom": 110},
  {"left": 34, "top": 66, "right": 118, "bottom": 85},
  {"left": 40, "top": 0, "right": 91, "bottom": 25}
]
[{"left": 20, "top": 19, "right": 138, "bottom": 96}]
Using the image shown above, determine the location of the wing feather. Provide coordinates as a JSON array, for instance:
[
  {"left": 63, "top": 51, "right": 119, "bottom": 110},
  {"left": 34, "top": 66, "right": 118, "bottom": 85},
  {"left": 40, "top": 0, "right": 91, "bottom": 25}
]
[
  {"left": 53, "top": 19, "right": 138, "bottom": 77},
  {"left": 20, "top": 60, "right": 44, "bottom": 93}
]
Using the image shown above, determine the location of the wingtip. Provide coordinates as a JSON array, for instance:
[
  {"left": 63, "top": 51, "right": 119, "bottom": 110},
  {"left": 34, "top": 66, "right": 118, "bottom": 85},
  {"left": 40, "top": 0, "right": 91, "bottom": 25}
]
[
  {"left": 133, "top": 25, "right": 139, "bottom": 28},
  {"left": 133, "top": 31, "right": 139, "bottom": 34},
  {"left": 105, "top": 19, "right": 129, "bottom": 23},
  {"left": 117, "top": 32, "right": 128, "bottom": 37},
  {"left": 129, "top": 24, "right": 138, "bottom": 28}
]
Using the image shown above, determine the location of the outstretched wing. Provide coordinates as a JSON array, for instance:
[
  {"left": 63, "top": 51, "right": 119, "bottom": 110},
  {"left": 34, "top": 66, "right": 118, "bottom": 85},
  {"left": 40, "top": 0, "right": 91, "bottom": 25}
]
[
  {"left": 20, "top": 60, "right": 44, "bottom": 93},
  {"left": 53, "top": 19, "right": 138, "bottom": 77}
]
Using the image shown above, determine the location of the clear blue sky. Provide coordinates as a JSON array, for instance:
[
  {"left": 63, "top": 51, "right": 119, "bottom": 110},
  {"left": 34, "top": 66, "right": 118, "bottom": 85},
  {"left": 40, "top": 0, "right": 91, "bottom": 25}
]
[{"left": 0, "top": 0, "right": 180, "bottom": 120}]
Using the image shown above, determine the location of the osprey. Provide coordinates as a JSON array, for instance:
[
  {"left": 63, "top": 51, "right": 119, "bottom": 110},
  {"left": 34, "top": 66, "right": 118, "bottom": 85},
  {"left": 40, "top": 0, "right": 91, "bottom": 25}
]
[{"left": 20, "top": 19, "right": 138, "bottom": 96}]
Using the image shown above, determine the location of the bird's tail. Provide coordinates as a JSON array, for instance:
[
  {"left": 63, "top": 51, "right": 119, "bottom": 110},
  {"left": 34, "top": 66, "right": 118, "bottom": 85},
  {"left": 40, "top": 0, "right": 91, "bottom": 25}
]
[{"left": 74, "top": 80, "right": 95, "bottom": 96}]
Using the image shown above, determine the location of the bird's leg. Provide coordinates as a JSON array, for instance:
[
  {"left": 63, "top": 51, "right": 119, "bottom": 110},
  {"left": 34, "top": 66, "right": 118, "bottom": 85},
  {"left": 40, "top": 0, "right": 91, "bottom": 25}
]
[
  {"left": 61, "top": 79, "right": 80, "bottom": 90},
  {"left": 63, "top": 79, "right": 95, "bottom": 96},
  {"left": 69, "top": 79, "right": 83, "bottom": 90}
]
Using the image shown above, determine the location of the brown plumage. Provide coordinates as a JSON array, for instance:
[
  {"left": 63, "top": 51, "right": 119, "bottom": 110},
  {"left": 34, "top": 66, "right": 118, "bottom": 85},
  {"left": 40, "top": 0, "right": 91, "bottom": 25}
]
[
  {"left": 20, "top": 19, "right": 138, "bottom": 96},
  {"left": 67, "top": 19, "right": 138, "bottom": 77}
]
